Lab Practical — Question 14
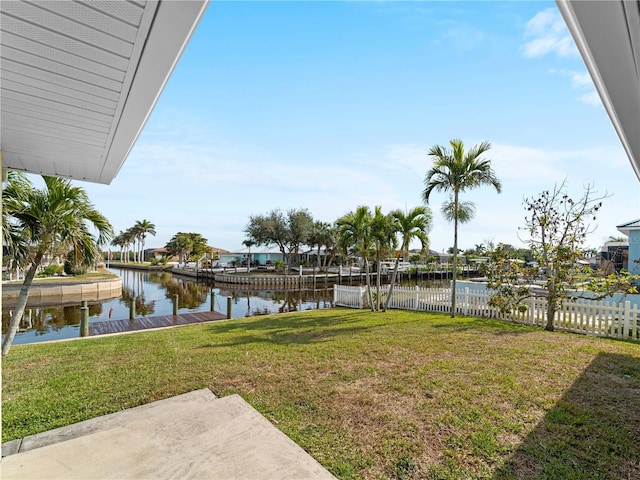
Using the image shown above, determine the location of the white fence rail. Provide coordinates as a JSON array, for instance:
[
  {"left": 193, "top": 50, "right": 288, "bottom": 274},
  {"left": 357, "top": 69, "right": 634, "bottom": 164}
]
[{"left": 333, "top": 285, "right": 640, "bottom": 342}]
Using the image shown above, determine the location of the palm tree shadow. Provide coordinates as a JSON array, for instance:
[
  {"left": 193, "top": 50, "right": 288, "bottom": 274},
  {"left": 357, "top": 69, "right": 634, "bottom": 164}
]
[
  {"left": 198, "top": 310, "right": 374, "bottom": 347},
  {"left": 493, "top": 351, "right": 640, "bottom": 479}
]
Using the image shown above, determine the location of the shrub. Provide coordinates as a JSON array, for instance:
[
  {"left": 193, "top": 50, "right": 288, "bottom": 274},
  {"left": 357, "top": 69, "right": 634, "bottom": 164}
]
[{"left": 38, "top": 264, "right": 64, "bottom": 277}]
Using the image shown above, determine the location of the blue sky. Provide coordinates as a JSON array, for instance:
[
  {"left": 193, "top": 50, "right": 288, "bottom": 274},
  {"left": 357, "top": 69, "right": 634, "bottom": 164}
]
[{"left": 79, "top": 1, "right": 639, "bottom": 253}]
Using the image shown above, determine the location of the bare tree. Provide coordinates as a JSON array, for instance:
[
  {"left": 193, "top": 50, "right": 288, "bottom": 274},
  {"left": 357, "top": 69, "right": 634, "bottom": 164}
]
[{"left": 486, "top": 181, "right": 637, "bottom": 331}]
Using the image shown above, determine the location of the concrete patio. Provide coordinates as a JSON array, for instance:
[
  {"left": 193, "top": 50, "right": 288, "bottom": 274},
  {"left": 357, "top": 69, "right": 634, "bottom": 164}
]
[{"left": 1, "top": 388, "right": 336, "bottom": 479}]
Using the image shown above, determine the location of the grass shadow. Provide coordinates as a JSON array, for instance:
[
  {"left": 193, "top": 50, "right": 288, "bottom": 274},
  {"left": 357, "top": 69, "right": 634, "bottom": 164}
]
[
  {"left": 428, "top": 315, "right": 539, "bottom": 336},
  {"left": 493, "top": 352, "right": 640, "bottom": 479},
  {"left": 198, "top": 309, "right": 376, "bottom": 347}
]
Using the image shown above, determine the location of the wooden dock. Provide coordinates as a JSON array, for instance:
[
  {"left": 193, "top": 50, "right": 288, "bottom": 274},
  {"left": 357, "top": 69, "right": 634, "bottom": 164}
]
[{"left": 89, "top": 311, "right": 227, "bottom": 336}]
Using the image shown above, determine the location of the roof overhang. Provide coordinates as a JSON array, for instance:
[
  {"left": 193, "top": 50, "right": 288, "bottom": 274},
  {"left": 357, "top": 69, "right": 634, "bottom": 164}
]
[
  {"left": 617, "top": 218, "right": 640, "bottom": 236},
  {"left": 0, "top": 0, "right": 208, "bottom": 184},
  {"left": 557, "top": 0, "right": 640, "bottom": 181}
]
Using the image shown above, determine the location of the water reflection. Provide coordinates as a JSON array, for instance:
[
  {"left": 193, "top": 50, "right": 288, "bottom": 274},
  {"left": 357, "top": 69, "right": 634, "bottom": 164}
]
[
  {"left": 2, "top": 268, "right": 334, "bottom": 345},
  {"left": 220, "top": 287, "right": 334, "bottom": 317}
]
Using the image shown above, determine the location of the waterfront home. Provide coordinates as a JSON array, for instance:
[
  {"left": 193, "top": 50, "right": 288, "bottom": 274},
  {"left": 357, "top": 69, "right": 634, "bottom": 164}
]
[
  {"left": 219, "top": 247, "right": 284, "bottom": 268},
  {"left": 616, "top": 219, "right": 640, "bottom": 275},
  {"left": 599, "top": 240, "right": 629, "bottom": 274},
  {"left": 144, "top": 246, "right": 229, "bottom": 266}
]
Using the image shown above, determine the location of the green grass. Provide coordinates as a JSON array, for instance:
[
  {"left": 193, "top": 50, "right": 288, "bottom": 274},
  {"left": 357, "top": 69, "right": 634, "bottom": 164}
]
[
  {"left": 3, "top": 309, "right": 639, "bottom": 479},
  {"left": 4, "top": 269, "right": 118, "bottom": 285}
]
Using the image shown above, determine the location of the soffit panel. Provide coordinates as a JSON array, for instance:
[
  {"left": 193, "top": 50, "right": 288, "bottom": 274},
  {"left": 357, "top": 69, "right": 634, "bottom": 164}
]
[
  {"left": 1, "top": 1, "right": 134, "bottom": 57},
  {"left": 2, "top": 31, "right": 127, "bottom": 83},
  {"left": 1, "top": 73, "right": 118, "bottom": 111},
  {"left": 2, "top": 60, "right": 121, "bottom": 102},
  {"left": 1, "top": 14, "right": 130, "bottom": 71},
  {"left": 0, "top": 0, "right": 208, "bottom": 184},
  {"left": 558, "top": 0, "right": 640, "bottom": 180}
]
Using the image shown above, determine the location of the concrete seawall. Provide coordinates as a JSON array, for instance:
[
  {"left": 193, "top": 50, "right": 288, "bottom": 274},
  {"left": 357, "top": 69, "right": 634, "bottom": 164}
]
[{"left": 2, "top": 278, "right": 123, "bottom": 308}]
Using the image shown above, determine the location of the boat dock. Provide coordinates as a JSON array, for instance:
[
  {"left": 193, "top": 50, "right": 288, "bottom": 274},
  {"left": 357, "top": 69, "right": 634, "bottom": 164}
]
[{"left": 89, "top": 311, "right": 227, "bottom": 336}]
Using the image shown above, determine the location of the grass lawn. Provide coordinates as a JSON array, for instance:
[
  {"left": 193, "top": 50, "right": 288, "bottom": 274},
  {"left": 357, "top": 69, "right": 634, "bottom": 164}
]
[
  {"left": 3, "top": 268, "right": 118, "bottom": 285},
  {"left": 3, "top": 309, "right": 639, "bottom": 479}
]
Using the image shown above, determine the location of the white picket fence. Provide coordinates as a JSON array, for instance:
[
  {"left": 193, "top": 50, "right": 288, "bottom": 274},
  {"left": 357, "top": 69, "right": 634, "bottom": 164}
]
[{"left": 333, "top": 285, "right": 640, "bottom": 342}]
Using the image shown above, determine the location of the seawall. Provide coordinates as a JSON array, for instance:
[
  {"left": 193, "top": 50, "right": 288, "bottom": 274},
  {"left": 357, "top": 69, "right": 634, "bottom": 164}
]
[{"left": 2, "top": 278, "right": 123, "bottom": 308}]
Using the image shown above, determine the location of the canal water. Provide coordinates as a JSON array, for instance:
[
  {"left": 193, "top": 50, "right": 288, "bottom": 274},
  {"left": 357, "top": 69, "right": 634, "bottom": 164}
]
[{"left": 2, "top": 268, "right": 334, "bottom": 345}]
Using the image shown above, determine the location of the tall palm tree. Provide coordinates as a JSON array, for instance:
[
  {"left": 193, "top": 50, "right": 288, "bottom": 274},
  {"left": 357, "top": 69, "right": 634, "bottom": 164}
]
[
  {"left": 337, "top": 206, "right": 375, "bottom": 311},
  {"left": 111, "top": 231, "right": 126, "bottom": 262},
  {"left": 423, "top": 139, "right": 501, "bottom": 317},
  {"left": 127, "top": 225, "right": 141, "bottom": 263},
  {"left": 122, "top": 228, "right": 134, "bottom": 263},
  {"left": 134, "top": 219, "right": 156, "bottom": 263},
  {"left": 2, "top": 175, "right": 113, "bottom": 357},
  {"left": 384, "top": 206, "right": 432, "bottom": 311}
]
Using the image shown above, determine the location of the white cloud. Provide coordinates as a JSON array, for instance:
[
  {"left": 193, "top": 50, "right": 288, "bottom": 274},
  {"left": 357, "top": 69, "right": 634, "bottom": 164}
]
[
  {"left": 579, "top": 91, "right": 601, "bottom": 106},
  {"left": 522, "top": 8, "right": 578, "bottom": 58},
  {"left": 571, "top": 71, "right": 591, "bottom": 89}
]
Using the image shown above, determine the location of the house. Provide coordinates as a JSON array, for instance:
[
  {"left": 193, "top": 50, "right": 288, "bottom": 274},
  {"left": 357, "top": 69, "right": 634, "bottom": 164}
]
[
  {"left": 145, "top": 246, "right": 229, "bottom": 265},
  {"left": 599, "top": 241, "right": 628, "bottom": 274},
  {"left": 616, "top": 219, "right": 640, "bottom": 275},
  {"left": 409, "top": 249, "right": 452, "bottom": 264},
  {"left": 219, "top": 247, "right": 284, "bottom": 267}
]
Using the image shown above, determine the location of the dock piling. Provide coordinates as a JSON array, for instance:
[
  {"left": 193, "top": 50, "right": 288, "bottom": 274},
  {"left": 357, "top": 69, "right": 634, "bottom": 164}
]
[
  {"left": 173, "top": 294, "right": 179, "bottom": 316},
  {"left": 80, "top": 300, "right": 89, "bottom": 337}
]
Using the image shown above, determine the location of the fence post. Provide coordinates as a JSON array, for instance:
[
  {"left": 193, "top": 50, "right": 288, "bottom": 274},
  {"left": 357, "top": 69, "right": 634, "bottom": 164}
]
[
  {"left": 80, "top": 300, "right": 89, "bottom": 337},
  {"left": 529, "top": 296, "right": 535, "bottom": 325},
  {"left": 463, "top": 287, "right": 469, "bottom": 316},
  {"left": 624, "top": 301, "right": 631, "bottom": 338},
  {"left": 415, "top": 285, "right": 420, "bottom": 311}
]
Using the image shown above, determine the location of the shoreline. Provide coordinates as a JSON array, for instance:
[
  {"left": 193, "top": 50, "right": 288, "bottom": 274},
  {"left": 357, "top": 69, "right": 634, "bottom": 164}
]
[{"left": 2, "top": 276, "right": 123, "bottom": 308}]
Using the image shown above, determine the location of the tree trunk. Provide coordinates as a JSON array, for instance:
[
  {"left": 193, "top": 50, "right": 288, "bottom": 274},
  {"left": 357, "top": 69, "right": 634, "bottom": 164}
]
[
  {"left": 364, "top": 258, "right": 374, "bottom": 311},
  {"left": 2, "top": 251, "right": 44, "bottom": 358},
  {"left": 375, "top": 256, "right": 381, "bottom": 312},
  {"left": 384, "top": 256, "right": 401, "bottom": 311},
  {"left": 451, "top": 191, "right": 459, "bottom": 318},
  {"left": 545, "top": 282, "right": 556, "bottom": 331}
]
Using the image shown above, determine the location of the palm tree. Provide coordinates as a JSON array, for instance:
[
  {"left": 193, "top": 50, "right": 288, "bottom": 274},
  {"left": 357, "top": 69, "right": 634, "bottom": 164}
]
[
  {"left": 134, "top": 219, "right": 156, "bottom": 263},
  {"left": 370, "top": 206, "right": 396, "bottom": 311},
  {"left": 2, "top": 171, "right": 32, "bottom": 273},
  {"left": 384, "top": 206, "right": 432, "bottom": 311},
  {"left": 111, "top": 231, "right": 126, "bottom": 262},
  {"left": 127, "top": 225, "right": 141, "bottom": 263},
  {"left": 337, "top": 206, "right": 375, "bottom": 311},
  {"left": 2, "top": 175, "right": 113, "bottom": 357},
  {"left": 122, "top": 228, "right": 134, "bottom": 263},
  {"left": 423, "top": 139, "right": 501, "bottom": 317},
  {"left": 242, "top": 238, "right": 255, "bottom": 271}
]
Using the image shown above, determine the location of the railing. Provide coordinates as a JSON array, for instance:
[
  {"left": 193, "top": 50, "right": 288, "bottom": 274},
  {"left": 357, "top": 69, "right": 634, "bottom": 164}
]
[{"left": 333, "top": 285, "right": 640, "bottom": 342}]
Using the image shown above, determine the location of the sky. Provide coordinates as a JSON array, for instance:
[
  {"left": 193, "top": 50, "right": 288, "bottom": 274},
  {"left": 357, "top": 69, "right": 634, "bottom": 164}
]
[{"left": 75, "top": 0, "right": 640, "bottom": 254}]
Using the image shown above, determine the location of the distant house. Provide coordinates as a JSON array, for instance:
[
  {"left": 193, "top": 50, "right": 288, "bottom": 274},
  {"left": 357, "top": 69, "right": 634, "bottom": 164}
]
[
  {"left": 219, "top": 246, "right": 284, "bottom": 267},
  {"left": 409, "top": 249, "right": 452, "bottom": 264},
  {"left": 145, "top": 248, "right": 172, "bottom": 262},
  {"left": 616, "top": 219, "right": 640, "bottom": 274},
  {"left": 599, "top": 241, "right": 628, "bottom": 273},
  {"left": 144, "top": 246, "right": 229, "bottom": 265}
]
